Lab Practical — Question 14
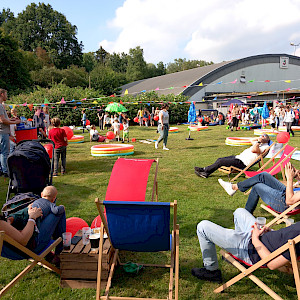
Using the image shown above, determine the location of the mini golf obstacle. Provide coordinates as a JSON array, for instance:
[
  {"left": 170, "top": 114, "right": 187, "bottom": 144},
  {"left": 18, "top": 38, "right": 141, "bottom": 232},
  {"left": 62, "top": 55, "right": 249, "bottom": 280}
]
[
  {"left": 91, "top": 144, "right": 134, "bottom": 157},
  {"left": 225, "top": 137, "right": 253, "bottom": 146},
  {"left": 68, "top": 135, "right": 84, "bottom": 143},
  {"left": 253, "top": 129, "right": 279, "bottom": 137},
  {"left": 188, "top": 125, "right": 208, "bottom": 131},
  {"left": 239, "top": 124, "right": 262, "bottom": 130},
  {"left": 278, "top": 126, "right": 300, "bottom": 132},
  {"left": 169, "top": 127, "right": 179, "bottom": 133}
]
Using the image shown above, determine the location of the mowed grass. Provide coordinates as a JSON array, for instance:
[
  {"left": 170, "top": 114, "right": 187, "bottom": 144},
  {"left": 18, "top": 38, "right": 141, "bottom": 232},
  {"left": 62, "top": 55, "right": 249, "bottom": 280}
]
[{"left": 0, "top": 124, "right": 299, "bottom": 300}]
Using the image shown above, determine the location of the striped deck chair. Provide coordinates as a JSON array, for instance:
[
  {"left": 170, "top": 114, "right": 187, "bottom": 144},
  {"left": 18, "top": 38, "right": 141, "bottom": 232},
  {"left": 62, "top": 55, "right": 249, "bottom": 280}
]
[
  {"left": 242, "top": 144, "right": 297, "bottom": 180},
  {"left": 95, "top": 199, "right": 179, "bottom": 300},
  {"left": 105, "top": 158, "right": 159, "bottom": 202},
  {"left": 0, "top": 232, "right": 61, "bottom": 297}
]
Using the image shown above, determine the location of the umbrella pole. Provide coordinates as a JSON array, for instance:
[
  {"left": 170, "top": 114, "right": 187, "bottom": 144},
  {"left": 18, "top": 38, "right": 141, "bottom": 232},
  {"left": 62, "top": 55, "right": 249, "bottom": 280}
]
[{"left": 186, "top": 122, "right": 194, "bottom": 140}]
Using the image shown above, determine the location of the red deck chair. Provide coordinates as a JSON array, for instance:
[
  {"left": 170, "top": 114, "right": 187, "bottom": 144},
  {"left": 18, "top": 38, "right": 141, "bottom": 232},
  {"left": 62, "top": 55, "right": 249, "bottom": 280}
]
[
  {"left": 243, "top": 145, "right": 297, "bottom": 180},
  {"left": 105, "top": 158, "right": 159, "bottom": 202}
]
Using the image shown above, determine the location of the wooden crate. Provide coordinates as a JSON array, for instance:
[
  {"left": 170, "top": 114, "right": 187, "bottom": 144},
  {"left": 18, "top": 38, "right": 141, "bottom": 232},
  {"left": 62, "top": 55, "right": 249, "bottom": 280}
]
[{"left": 60, "top": 230, "right": 114, "bottom": 289}]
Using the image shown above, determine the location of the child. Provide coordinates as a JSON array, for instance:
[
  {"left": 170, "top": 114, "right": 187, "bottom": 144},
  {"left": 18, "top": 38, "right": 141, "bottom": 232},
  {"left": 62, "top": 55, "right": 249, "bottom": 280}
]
[
  {"left": 43, "top": 106, "right": 50, "bottom": 135},
  {"left": 48, "top": 118, "right": 68, "bottom": 177},
  {"left": 103, "top": 112, "right": 110, "bottom": 130},
  {"left": 81, "top": 109, "right": 87, "bottom": 133},
  {"left": 90, "top": 124, "right": 101, "bottom": 142},
  {"left": 122, "top": 118, "right": 129, "bottom": 142},
  {"left": 113, "top": 118, "right": 120, "bottom": 141},
  {"left": 32, "top": 186, "right": 65, "bottom": 217}
]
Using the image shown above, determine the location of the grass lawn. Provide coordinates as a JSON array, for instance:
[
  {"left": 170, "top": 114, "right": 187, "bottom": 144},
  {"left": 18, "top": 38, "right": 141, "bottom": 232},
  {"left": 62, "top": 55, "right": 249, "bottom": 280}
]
[{"left": 0, "top": 124, "right": 299, "bottom": 300}]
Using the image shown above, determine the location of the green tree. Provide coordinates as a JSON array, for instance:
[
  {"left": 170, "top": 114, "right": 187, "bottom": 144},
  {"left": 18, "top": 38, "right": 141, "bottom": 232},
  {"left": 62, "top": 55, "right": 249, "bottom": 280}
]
[
  {"left": 82, "top": 52, "right": 97, "bottom": 73},
  {"left": 126, "top": 46, "right": 147, "bottom": 82},
  {"left": 90, "top": 64, "right": 126, "bottom": 95},
  {"left": 0, "top": 29, "right": 31, "bottom": 93},
  {"left": 166, "top": 58, "right": 214, "bottom": 74},
  {"left": 95, "top": 46, "right": 108, "bottom": 65},
  {"left": 106, "top": 52, "right": 128, "bottom": 73},
  {"left": 4, "top": 3, "right": 83, "bottom": 69},
  {"left": 0, "top": 8, "right": 15, "bottom": 30}
]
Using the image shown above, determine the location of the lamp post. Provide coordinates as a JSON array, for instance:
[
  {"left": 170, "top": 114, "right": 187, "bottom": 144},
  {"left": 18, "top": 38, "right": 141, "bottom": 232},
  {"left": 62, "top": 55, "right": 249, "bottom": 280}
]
[{"left": 290, "top": 42, "right": 300, "bottom": 55}]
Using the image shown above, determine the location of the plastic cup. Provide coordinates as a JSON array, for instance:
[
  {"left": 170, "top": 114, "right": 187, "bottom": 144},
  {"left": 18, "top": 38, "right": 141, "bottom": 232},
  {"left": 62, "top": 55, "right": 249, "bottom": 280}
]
[
  {"left": 82, "top": 227, "right": 91, "bottom": 245},
  {"left": 62, "top": 232, "right": 72, "bottom": 250},
  {"left": 287, "top": 218, "right": 295, "bottom": 226},
  {"left": 89, "top": 233, "right": 100, "bottom": 249},
  {"left": 256, "top": 217, "right": 266, "bottom": 230}
]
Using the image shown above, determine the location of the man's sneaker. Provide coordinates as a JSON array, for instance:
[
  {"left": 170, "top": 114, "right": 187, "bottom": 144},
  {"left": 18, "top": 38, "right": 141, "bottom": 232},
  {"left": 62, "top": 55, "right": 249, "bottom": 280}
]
[
  {"left": 163, "top": 146, "right": 169, "bottom": 150},
  {"left": 218, "top": 178, "right": 236, "bottom": 196},
  {"left": 155, "top": 141, "right": 158, "bottom": 149},
  {"left": 191, "top": 267, "right": 222, "bottom": 283},
  {"left": 195, "top": 170, "right": 208, "bottom": 178},
  {"left": 194, "top": 167, "right": 204, "bottom": 173}
]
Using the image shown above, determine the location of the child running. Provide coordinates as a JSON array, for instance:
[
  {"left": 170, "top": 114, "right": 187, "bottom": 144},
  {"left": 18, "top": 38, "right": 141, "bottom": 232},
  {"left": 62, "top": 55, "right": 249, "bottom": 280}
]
[
  {"left": 122, "top": 118, "right": 129, "bottom": 142},
  {"left": 48, "top": 117, "right": 68, "bottom": 177}
]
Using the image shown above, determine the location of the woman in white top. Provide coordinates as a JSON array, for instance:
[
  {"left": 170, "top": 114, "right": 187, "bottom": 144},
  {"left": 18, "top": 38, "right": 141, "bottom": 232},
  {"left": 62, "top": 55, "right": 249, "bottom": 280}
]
[
  {"left": 155, "top": 103, "right": 170, "bottom": 150},
  {"left": 284, "top": 105, "right": 295, "bottom": 137}
]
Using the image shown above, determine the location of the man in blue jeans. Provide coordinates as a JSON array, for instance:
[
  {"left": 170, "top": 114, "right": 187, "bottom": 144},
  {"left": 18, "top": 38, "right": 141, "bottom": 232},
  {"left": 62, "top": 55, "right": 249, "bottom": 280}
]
[
  {"left": 192, "top": 207, "right": 300, "bottom": 283},
  {"left": 218, "top": 163, "right": 300, "bottom": 213},
  {"left": 0, "top": 89, "right": 21, "bottom": 177}
]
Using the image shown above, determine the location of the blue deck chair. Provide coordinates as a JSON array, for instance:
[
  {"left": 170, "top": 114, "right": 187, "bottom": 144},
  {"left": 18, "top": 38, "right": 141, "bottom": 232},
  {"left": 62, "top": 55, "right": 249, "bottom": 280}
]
[
  {"left": 0, "top": 232, "right": 61, "bottom": 297},
  {"left": 95, "top": 199, "right": 179, "bottom": 300}
]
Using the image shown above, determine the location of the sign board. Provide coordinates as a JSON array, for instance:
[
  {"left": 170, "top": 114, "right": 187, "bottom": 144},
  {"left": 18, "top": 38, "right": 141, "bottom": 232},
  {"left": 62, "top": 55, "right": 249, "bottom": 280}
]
[{"left": 280, "top": 57, "right": 289, "bottom": 69}]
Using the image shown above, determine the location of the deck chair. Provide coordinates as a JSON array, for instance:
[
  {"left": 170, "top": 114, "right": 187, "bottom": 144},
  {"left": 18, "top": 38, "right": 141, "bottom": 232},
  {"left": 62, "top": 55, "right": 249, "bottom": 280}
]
[
  {"left": 218, "top": 141, "right": 275, "bottom": 181},
  {"left": 95, "top": 198, "right": 179, "bottom": 300},
  {"left": 261, "top": 188, "right": 300, "bottom": 227},
  {"left": 242, "top": 144, "right": 297, "bottom": 180},
  {"left": 105, "top": 158, "right": 159, "bottom": 202},
  {"left": 0, "top": 232, "right": 61, "bottom": 297},
  {"left": 214, "top": 234, "right": 300, "bottom": 299}
]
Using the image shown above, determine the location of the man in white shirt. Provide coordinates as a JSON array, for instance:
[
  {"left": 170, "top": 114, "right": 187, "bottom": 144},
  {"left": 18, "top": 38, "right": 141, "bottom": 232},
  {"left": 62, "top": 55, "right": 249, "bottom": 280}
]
[{"left": 194, "top": 134, "right": 270, "bottom": 178}]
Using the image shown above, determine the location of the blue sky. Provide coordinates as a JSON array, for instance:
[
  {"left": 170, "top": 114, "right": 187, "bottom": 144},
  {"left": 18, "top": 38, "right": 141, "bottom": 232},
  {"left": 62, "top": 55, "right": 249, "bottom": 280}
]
[{"left": 2, "top": 0, "right": 300, "bottom": 64}]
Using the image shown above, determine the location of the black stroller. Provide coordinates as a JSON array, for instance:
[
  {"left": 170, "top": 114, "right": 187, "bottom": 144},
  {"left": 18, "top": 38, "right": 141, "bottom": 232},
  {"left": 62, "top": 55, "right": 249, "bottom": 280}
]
[{"left": 5, "top": 139, "right": 55, "bottom": 202}]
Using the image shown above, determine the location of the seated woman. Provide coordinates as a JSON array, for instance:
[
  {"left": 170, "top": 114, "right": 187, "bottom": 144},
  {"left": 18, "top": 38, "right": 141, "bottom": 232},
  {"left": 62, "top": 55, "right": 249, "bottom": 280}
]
[
  {"left": 192, "top": 207, "right": 300, "bottom": 283},
  {"left": 0, "top": 203, "right": 66, "bottom": 264},
  {"left": 218, "top": 163, "right": 300, "bottom": 213}
]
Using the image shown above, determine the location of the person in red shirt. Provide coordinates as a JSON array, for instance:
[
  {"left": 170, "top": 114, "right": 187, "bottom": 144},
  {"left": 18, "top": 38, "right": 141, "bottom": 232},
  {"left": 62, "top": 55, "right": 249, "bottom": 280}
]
[{"left": 48, "top": 118, "right": 68, "bottom": 177}]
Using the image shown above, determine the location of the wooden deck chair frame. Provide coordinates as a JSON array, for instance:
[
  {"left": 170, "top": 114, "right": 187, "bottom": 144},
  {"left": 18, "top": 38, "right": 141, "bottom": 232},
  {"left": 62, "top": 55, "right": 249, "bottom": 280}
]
[
  {"left": 95, "top": 198, "right": 179, "bottom": 300},
  {"left": 0, "top": 232, "right": 61, "bottom": 297},
  {"left": 214, "top": 235, "right": 300, "bottom": 300},
  {"left": 218, "top": 142, "right": 275, "bottom": 181},
  {"left": 107, "top": 158, "right": 159, "bottom": 202}
]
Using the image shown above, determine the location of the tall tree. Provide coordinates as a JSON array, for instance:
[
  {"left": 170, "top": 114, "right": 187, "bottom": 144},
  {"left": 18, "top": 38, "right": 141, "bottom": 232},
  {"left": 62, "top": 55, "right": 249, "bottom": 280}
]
[
  {"left": 0, "top": 29, "right": 31, "bottom": 93},
  {"left": 126, "top": 46, "right": 147, "bottom": 82},
  {"left": 106, "top": 52, "right": 128, "bottom": 73},
  {"left": 95, "top": 46, "right": 108, "bottom": 65},
  {"left": 3, "top": 3, "right": 83, "bottom": 69},
  {"left": 82, "top": 52, "right": 97, "bottom": 73}
]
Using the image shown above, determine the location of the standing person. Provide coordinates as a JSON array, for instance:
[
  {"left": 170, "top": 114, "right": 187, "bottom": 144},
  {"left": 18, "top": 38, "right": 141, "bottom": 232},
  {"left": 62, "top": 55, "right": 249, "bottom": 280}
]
[
  {"left": 103, "top": 112, "right": 110, "bottom": 130},
  {"left": 97, "top": 106, "right": 104, "bottom": 131},
  {"left": 33, "top": 106, "right": 46, "bottom": 138},
  {"left": 274, "top": 105, "right": 280, "bottom": 129},
  {"left": 231, "top": 104, "right": 240, "bottom": 131},
  {"left": 284, "top": 105, "right": 295, "bottom": 137},
  {"left": 0, "top": 89, "right": 21, "bottom": 177},
  {"left": 253, "top": 104, "right": 259, "bottom": 124},
  {"left": 122, "top": 118, "right": 130, "bottom": 142},
  {"left": 113, "top": 118, "right": 120, "bottom": 141},
  {"left": 150, "top": 107, "right": 155, "bottom": 126},
  {"left": 269, "top": 109, "right": 276, "bottom": 131},
  {"left": 143, "top": 108, "right": 149, "bottom": 127},
  {"left": 43, "top": 106, "right": 50, "bottom": 136},
  {"left": 81, "top": 109, "right": 87, "bottom": 133},
  {"left": 155, "top": 103, "right": 170, "bottom": 151},
  {"left": 279, "top": 106, "right": 285, "bottom": 127},
  {"left": 137, "top": 107, "right": 143, "bottom": 126},
  {"left": 48, "top": 118, "right": 68, "bottom": 177}
]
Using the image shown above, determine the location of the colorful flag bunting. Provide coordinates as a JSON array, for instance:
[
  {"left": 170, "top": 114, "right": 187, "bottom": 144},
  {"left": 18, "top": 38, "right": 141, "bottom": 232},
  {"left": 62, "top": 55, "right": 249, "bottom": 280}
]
[
  {"left": 285, "top": 80, "right": 291, "bottom": 83},
  {"left": 230, "top": 79, "right": 237, "bottom": 84},
  {"left": 155, "top": 87, "right": 160, "bottom": 90},
  {"left": 198, "top": 82, "right": 203, "bottom": 86}
]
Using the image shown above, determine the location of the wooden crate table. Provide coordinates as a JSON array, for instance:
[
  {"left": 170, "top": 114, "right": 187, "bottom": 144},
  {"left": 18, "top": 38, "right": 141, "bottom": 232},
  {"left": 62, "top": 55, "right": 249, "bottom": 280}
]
[{"left": 60, "top": 230, "right": 114, "bottom": 289}]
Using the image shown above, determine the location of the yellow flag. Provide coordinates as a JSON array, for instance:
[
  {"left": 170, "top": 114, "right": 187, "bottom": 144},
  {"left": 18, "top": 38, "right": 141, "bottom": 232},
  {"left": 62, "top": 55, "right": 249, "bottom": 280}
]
[
  {"left": 198, "top": 82, "right": 203, "bottom": 86},
  {"left": 202, "top": 98, "right": 205, "bottom": 102},
  {"left": 124, "top": 89, "right": 128, "bottom": 95},
  {"left": 12, "top": 104, "right": 16, "bottom": 109},
  {"left": 93, "top": 101, "right": 98, "bottom": 104},
  {"left": 285, "top": 80, "right": 291, "bottom": 83}
]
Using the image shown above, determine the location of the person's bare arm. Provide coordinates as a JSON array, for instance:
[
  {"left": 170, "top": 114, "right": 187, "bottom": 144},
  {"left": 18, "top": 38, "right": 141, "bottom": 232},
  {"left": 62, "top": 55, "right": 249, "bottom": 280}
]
[
  {"left": 285, "top": 163, "right": 300, "bottom": 205},
  {"left": 251, "top": 223, "right": 289, "bottom": 270},
  {"left": 0, "top": 114, "right": 21, "bottom": 125},
  {"left": 0, "top": 206, "right": 42, "bottom": 246}
]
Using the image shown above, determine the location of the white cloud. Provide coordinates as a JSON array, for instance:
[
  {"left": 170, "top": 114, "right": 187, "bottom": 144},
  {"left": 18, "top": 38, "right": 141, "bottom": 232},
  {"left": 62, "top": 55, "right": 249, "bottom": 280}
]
[{"left": 99, "top": 0, "right": 300, "bottom": 64}]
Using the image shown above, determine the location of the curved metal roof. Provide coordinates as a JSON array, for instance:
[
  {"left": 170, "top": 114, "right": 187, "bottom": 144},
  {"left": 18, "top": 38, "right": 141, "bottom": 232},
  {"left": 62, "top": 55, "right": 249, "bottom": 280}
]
[{"left": 120, "top": 54, "right": 300, "bottom": 98}]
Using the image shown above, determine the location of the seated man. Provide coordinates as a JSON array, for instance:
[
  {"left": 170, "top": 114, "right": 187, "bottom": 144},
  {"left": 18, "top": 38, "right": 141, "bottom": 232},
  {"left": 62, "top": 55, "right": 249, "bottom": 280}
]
[
  {"left": 218, "top": 163, "right": 300, "bottom": 213},
  {"left": 194, "top": 134, "right": 270, "bottom": 178},
  {"left": 192, "top": 207, "right": 300, "bottom": 283}
]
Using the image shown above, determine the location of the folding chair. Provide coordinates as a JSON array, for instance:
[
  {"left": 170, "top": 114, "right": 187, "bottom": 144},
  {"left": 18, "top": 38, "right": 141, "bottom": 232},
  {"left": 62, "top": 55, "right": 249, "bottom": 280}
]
[
  {"left": 261, "top": 188, "right": 300, "bottom": 227},
  {"left": 0, "top": 232, "right": 61, "bottom": 297},
  {"left": 214, "top": 235, "right": 300, "bottom": 299},
  {"left": 241, "top": 145, "right": 298, "bottom": 180},
  {"left": 95, "top": 198, "right": 179, "bottom": 300},
  {"left": 105, "top": 158, "right": 159, "bottom": 202},
  {"left": 218, "top": 141, "right": 275, "bottom": 181}
]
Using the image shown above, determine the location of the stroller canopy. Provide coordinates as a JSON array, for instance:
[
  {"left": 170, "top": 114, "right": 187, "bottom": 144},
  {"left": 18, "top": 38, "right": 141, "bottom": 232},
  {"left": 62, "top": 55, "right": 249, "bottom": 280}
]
[{"left": 7, "top": 140, "right": 51, "bottom": 195}]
